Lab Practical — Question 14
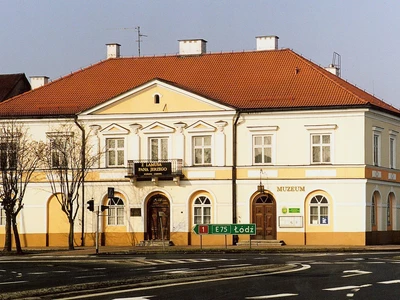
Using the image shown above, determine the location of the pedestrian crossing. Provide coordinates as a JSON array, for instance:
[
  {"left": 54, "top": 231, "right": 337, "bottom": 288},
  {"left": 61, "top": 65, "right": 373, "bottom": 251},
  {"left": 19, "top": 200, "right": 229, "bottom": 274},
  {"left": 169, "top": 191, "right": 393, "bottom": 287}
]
[{"left": 125, "top": 257, "right": 236, "bottom": 266}]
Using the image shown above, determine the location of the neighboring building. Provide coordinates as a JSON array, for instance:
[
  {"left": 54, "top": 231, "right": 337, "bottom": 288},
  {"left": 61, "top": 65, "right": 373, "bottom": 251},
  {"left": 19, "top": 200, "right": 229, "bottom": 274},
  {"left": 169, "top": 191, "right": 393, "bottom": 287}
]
[
  {"left": 0, "top": 73, "right": 31, "bottom": 102},
  {"left": 0, "top": 36, "right": 399, "bottom": 247}
]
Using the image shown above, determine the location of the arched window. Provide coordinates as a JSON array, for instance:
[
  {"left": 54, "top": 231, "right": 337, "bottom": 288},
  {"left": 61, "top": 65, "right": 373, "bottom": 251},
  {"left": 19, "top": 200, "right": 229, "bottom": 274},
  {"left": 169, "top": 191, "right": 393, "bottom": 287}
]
[
  {"left": 193, "top": 196, "right": 211, "bottom": 224},
  {"left": 371, "top": 194, "right": 377, "bottom": 227},
  {"left": 107, "top": 197, "right": 124, "bottom": 225},
  {"left": 154, "top": 94, "right": 160, "bottom": 104},
  {"left": 309, "top": 195, "right": 329, "bottom": 225},
  {"left": 387, "top": 193, "right": 394, "bottom": 230}
]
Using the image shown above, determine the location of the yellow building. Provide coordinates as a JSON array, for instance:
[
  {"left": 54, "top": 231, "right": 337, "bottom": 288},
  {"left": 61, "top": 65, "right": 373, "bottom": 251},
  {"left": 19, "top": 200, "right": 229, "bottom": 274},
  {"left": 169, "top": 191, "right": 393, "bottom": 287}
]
[{"left": 0, "top": 36, "right": 399, "bottom": 247}]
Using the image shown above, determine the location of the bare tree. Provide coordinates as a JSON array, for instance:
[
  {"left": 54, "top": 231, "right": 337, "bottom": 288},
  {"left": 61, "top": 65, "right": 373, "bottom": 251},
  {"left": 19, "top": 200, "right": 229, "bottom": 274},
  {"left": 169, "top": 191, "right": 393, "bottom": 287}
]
[
  {"left": 42, "top": 122, "right": 101, "bottom": 250},
  {"left": 0, "top": 121, "right": 44, "bottom": 254}
]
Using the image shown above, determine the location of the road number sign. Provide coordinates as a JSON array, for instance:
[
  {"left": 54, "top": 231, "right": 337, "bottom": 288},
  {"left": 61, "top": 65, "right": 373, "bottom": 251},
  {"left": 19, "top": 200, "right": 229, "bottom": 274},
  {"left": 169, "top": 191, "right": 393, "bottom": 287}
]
[{"left": 193, "top": 224, "right": 256, "bottom": 235}]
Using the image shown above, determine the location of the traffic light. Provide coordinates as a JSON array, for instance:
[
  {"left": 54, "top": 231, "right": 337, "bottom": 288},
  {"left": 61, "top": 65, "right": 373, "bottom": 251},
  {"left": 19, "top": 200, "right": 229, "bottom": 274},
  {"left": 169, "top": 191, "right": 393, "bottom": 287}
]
[
  {"left": 100, "top": 205, "right": 109, "bottom": 212},
  {"left": 86, "top": 199, "right": 94, "bottom": 212}
]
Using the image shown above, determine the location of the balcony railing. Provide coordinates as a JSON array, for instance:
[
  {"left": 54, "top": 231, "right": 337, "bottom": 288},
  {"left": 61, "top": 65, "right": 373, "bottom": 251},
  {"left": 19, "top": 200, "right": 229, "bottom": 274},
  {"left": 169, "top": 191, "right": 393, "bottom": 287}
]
[{"left": 127, "top": 159, "right": 183, "bottom": 179}]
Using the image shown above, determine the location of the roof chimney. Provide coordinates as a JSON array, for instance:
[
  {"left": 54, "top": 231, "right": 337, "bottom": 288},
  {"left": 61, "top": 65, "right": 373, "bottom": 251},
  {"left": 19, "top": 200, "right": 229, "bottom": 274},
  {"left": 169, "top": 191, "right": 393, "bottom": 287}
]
[
  {"left": 325, "top": 64, "right": 340, "bottom": 77},
  {"left": 30, "top": 76, "right": 49, "bottom": 89},
  {"left": 179, "top": 39, "right": 207, "bottom": 55},
  {"left": 256, "top": 36, "right": 279, "bottom": 51},
  {"left": 106, "top": 43, "right": 121, "bottom": 59}
]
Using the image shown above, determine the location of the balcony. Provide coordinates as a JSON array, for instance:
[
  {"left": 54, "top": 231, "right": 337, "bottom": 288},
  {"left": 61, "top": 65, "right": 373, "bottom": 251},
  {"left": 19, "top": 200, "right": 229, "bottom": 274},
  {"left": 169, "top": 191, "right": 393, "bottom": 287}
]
[{"left": 126, "top": 159, "right": 183, "bottom": 184}]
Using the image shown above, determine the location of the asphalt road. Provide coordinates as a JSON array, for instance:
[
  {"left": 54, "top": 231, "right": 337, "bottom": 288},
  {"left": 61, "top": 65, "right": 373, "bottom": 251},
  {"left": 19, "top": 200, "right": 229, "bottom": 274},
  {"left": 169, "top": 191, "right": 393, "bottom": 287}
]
[{"left": 1, "top": 251, "right": 400, "bottom": 299}]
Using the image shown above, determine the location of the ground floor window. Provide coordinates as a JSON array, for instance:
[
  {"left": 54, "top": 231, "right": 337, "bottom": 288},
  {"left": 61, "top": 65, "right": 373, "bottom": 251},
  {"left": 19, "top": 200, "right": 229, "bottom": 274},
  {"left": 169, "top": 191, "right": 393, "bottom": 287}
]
[
  {"left": 193, "top": 196, "right": 211, "bottom": 224},
  {"left": 107, "top": 197, "right": 124, "bottom": 225},
  {"left": 0, "top": 205, "right": 4, "bottom": 225},
  {"left": 309, "top": 195, "right": 329, "bottom": 225}
]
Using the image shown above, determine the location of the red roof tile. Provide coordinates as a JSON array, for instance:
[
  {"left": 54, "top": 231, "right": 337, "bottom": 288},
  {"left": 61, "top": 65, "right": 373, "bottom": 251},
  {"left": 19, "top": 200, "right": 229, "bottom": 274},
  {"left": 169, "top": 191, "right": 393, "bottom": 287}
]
[{"left": 0, "top": 49, "right": 398, "bottom": 117}]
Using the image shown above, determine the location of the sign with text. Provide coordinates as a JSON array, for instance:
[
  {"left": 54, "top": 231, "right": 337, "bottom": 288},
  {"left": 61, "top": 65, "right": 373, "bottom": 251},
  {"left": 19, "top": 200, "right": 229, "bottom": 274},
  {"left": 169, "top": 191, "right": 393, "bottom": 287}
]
[
  {"left": 193, "top": 224, "right": 256, "bottom": 235},
  {"left": 134, "top": 162, "right": 172, "bottom": 176}
]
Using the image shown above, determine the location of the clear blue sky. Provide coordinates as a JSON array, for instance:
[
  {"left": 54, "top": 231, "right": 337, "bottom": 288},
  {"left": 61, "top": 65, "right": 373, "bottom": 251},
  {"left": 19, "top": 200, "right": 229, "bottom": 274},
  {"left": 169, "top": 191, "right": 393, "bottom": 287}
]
[{"left": 1, "top": 0, "right": 399, "bottom": 107}]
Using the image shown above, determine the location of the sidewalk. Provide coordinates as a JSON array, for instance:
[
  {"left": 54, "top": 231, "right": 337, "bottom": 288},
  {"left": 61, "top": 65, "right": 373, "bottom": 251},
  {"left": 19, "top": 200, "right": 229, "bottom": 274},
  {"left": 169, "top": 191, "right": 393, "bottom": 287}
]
[{"left": 18, "top": 244, "right": 400, "bottom": 256}]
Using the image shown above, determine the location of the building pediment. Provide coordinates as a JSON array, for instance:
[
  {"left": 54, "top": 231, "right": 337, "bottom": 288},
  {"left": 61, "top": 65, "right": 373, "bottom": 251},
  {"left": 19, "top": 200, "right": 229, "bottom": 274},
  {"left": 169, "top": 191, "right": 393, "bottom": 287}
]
[
  {"left": 142, "top": 122, "right": 175, "bottom": 134},
  {"left": 81, "top": 79, "right": 232, "bottom": 116},
  {"left": 100, "top": 123, "right": 130, "bottom": 135}
]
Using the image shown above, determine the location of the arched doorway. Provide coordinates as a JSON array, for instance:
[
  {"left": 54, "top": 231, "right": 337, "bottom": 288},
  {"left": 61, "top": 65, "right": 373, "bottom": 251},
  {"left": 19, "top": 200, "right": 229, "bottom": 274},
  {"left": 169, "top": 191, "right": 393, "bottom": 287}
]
[
  {"left": 146, "top": 194, "right": 170, "bottom": 240},
  {"left": 47, "top": 195, "right": 69, "bottom": 246},
  {"left": 252, "top": 193, "right": 276, "bottom": 240}
]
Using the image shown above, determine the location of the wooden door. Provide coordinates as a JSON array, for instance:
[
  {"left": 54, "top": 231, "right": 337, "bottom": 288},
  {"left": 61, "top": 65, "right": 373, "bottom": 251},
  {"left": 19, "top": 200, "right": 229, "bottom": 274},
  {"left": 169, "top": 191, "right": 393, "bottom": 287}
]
[
  {"left": 252, "top": 195, "right": 276, "bottom": 240},
  {"left": 147, "top": 195, "right": 170, "bottom": 240}
]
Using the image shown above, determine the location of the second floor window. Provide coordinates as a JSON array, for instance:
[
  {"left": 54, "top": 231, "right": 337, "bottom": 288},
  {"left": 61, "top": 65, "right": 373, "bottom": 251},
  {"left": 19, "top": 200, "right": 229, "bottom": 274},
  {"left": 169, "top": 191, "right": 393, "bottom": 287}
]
[
  {"left": 253, "top": 135, "right": 272, "bottom": 164},
  {"left": 193, "top": 136, "right": 211, "bottom": 165},
  {"left": 106, "top": 138, "right": 125, "bottom": 167},
  {"left": 50, "top": 138, "right": 68, "bottom": 169},
  {"left": 373, "top": 133, "right": 381, "bottom": 166},
  {"left": 0, "top": 204, "right": 5, "bottom": 225},
  {"left": 150, "top": 137, "right": 168, "bottom": 161},
  {"left": 0, "top": 141, "right": 17, "bottom": 170},
  {"left": 311, "top": 134, "right": 331, "bottom": 164},
  {"left": 390, "top": 136, "right": 396, "bottom": 169}
]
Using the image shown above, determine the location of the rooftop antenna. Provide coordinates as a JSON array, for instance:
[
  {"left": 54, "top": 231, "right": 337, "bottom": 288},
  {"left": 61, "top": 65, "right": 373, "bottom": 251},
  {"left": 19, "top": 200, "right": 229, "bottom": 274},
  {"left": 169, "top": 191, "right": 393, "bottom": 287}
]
[
  {"left": 135, "top": 26, "right": 147, "bottom": 57},
  {"left": 331, "top": 52, "right": 341, "bottom": 77}
]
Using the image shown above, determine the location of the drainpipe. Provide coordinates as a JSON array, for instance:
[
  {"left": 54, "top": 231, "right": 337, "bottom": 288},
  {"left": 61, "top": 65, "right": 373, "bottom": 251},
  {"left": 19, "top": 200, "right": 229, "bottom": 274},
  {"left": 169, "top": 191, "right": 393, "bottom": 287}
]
[
  {"left": 74, "top": 116, "right": 86, "bottom": 246},
  {"left": 232, "top": 111, "right": 241, "bottom": 245}
]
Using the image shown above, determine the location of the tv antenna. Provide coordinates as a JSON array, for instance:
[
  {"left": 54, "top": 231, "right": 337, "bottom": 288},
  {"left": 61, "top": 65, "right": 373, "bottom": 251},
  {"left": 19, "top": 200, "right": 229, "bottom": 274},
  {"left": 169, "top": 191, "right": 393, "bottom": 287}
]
[
  {"left": 106, "top": 26, "right": 147, "bottom": 56},
  {"left": 135, "top": 26, "right": 147, "bottom": 57}
]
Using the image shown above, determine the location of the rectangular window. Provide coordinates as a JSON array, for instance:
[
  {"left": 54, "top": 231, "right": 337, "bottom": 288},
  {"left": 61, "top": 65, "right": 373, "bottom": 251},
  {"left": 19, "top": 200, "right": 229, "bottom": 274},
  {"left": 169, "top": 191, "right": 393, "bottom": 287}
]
[
  {"left": 194, "top": 207, "right": 211, "bottom": 224},
  {"left": 106, "top": 138, "right": 125, "bottom": 167},
  {"left": 373, "top": 133, "right": 380, "bottom": 166},
  {"left": 0, "top": 141, "right": 17, "bottom": 170},
  {"left": 390, "top": 136, "right": 396, "bottom": 169},
  {"left": 193, "top": 136, "right": 212, "bottom": 165},
  {"left": 0, "top": 206, "right": 5, "bottom": 225},
  {"left": 311, "top": 134, "right": 331, "bottom": 164},
  {"left": 50, "top": 139, "right": 68, "bottom": 169},
  {"left": 150, "top": 137, "right": 168, "bottom": 161},
  {"left": 253, "top": 135, "right": 272, "bottom": 164}
]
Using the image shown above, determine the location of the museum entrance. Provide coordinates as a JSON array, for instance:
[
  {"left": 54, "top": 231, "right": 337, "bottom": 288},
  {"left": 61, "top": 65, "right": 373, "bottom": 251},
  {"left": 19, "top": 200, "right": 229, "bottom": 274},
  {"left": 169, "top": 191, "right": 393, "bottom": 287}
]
[
  {"left": 252, "top": 194, "right": 276, "bottom": 240},
  {"left": 146, "top": 194, "right": 170, "bottom": 240}
]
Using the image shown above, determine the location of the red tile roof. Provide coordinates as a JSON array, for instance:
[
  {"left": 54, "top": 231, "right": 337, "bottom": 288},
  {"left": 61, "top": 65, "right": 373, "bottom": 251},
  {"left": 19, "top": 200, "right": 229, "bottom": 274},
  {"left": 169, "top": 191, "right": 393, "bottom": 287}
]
[{"left": 0, "top": 49, "right": 398, "bottom": 117}]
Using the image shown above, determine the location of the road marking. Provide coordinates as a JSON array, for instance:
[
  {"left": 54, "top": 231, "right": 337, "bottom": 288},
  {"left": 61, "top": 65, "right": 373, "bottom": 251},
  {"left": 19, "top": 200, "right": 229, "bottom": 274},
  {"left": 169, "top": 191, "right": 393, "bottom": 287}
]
[
  {"left": 59, "top": 264, "right": 309, "bottom": 300},
  {"left": 75, "top": 274, "right": 107, "bottom": 279},
  {"left": 0, "top": 280, "right": 28, "bottom": 285},
  {"left": 245, "top": 293, "right": 298, "bottom": 299},
  {"left": 342, "top": 269, "right": 372, "bottom": 277},
  {"left": 324, "top": 284, "right": 372, "bottom": 291},
  {"left": 378, "top": 279, "right": 400, "bottom": 284},
  {"left": 114, "top": 297, "right": 155, "bottom": 300},
  {"left": 219, "top": 264, "right": 252, "bottom": 268}
]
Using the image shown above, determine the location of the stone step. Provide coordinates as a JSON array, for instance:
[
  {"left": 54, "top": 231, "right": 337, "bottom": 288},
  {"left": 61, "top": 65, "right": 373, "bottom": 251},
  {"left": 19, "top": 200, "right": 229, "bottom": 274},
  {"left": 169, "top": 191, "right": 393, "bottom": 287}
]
[
  {"left": 236, "top": 240, "right": 285, "bottom": 247},
  {"left": 137, "top": 240, "right": 174, "bottom": 247}
]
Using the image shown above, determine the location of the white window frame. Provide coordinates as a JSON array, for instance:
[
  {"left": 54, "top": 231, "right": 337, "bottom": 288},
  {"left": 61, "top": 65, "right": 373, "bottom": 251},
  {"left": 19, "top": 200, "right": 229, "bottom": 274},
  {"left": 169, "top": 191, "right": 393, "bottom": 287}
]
[
  {"left": 106, "top": 137, "right": 125, "bottom": 167},
  {"left": 187, "top": 121, "right": 216, "bottom": 166},
  {"left": 46, "top": 133, "right": 73, "bottom": 169},
  {"left": 192, "top": 135, "right": 212, "bottom": 166},
  {"left": 309, "top": 195, "right": 329, "bottom": 225},
  {"left": 372, "top": 126, "right": 383, "bottom": 167},
  {"left": 389, "top": 130, "right": 398, "bottom": 169},
  {"left": 305, "top": 124, "right": 336, "bottom": 165},
  {"left": 247, "top": 125, "right": 278, "bottom": 165},
  {"left": 193, "top": 195, "right": 212, "bottom": 224},
  {"left": 107, "top": 197, "right": 125, "bottom": 226},
  {"left": 149, "top": 136, "right": 169, "bottom": 161},
  {"left": 253, "top": 134, "right": 273, "bottom": 165}
]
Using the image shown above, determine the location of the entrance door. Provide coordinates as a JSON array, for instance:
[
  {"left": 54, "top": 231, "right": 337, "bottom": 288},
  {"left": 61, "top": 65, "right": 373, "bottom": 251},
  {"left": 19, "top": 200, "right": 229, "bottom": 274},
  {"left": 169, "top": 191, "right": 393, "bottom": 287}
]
[
  {"left": 147, "top": 194, "right": 170, "bottom": 240},
  {"left": 252, "top": 194, "right": 276, "bottom": 240}
]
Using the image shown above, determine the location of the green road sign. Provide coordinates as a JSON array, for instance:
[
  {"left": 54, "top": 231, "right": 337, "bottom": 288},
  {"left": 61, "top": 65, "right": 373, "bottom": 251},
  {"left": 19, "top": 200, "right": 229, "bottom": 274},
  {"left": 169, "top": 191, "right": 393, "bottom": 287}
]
[{"left": 193, "top": 224, "right": 256, "bottom": 235}]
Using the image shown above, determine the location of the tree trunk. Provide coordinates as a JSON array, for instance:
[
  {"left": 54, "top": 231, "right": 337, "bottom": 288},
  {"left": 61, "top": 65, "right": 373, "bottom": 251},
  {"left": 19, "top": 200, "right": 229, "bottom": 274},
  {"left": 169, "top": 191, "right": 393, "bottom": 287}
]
[
  {"left": 12, "top": 216, "right": 22, "bottom": 254},
  {"left": 69, "top": 217, "right": 75, "bottom": 250},
  {"left": 3, "top": 214, "right": 12, "bottom": 252}
]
